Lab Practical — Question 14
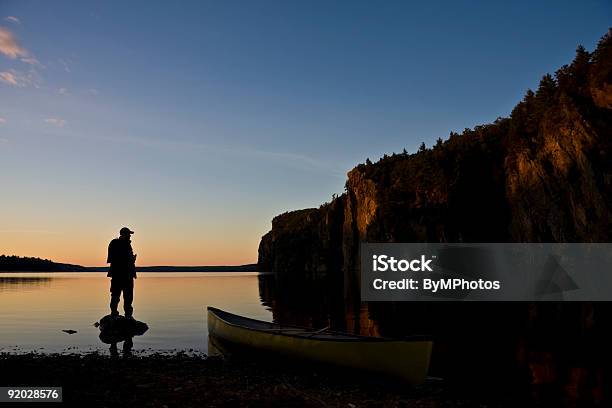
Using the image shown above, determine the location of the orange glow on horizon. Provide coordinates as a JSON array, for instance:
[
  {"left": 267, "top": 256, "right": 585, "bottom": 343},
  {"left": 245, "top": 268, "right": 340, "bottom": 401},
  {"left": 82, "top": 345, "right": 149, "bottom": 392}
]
[{"left": 0, "top": 229, "right": 260, "bottom": 266}]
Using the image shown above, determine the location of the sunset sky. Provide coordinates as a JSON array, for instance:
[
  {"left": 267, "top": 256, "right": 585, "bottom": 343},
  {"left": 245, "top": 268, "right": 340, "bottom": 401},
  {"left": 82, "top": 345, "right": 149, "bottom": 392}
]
[{"left": 0, "top": 1, "right": 610, "bottom": 266}]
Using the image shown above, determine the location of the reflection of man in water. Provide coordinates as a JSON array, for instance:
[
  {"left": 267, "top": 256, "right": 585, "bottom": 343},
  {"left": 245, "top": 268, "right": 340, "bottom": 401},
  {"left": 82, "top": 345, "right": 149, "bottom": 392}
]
[
  {"left": 110, "top": 337, "right": 133, "bottom": 357},
  {"left": 107, "top": 227, "right": 137, "bottom": 319}
]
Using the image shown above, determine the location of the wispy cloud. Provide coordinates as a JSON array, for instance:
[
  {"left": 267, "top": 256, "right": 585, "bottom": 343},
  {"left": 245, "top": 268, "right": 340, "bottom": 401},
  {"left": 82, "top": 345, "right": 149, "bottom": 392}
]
[
  {"left": 0, "top": 70, "right": 24, "bottom": 86},
  {"left": 0, "top": 117, "right": 6, "bottom": 124},
  {"left": 0, "top": 69, "right": 39, "bottom": 87},
  {"left": 20, "top": 56, "right": 39, "bottom": 65},
  {"left": 4, "top": 16, "right": 20, "bottom": 24},
  {"left": 184, "top": 140, "right": 345, "bottom": 176},
  {"left": 58, "top": 58, "right": 71, "bottom": 73},
  {"left": 0, "top": 26, "right": 27, "bottom": 58},
  {"left": 119, "top": 134, "right": 341, "bottom": 174},
  {"left": 0, "top": 26, "right": 37, "bottom": 65},
  {"left": 60, "top": 130, "right": 344, "bottom": 176},
  {"left": 44, "top": 118, "right": 66, "bottom": 127},
  {"left": 0, "top": 137, "right": 7, "bottom": 143},
  {"left": 0, "top": 70, "right": 19, "bottom": 86},
  {"left": 0, "top": 26, "right": 39, "bottom": 67},
  {"left": 58, "top": 87, "right": 68, "bottom": 95}
]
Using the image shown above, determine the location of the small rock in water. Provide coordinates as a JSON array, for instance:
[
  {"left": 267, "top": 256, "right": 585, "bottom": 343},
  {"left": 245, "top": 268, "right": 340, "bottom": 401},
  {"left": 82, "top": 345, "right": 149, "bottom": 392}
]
[{"left": 62, "top": 329, "right": 77, "bottom": 335}]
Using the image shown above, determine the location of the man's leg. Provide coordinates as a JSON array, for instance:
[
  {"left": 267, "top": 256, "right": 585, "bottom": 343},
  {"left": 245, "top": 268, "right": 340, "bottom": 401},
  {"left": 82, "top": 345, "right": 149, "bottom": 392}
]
[
  {"left": 110, "top": 279, "right": 120, "bottom": 316},
  {"left": 123, "top": 278, "right": 134, "bottom": 318}
]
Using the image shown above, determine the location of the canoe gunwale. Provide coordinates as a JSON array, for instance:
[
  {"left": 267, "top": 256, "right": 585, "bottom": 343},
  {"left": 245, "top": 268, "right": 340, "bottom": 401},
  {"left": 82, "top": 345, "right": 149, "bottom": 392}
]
[{"left": 207, "top": 306, "right": 432, "bottom": 343}]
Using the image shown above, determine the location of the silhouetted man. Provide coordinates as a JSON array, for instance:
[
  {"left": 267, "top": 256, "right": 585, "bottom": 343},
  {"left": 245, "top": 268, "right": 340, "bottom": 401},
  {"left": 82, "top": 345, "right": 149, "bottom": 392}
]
[{"left": 107, "top": 227, "right": 137, "bottom": 318}]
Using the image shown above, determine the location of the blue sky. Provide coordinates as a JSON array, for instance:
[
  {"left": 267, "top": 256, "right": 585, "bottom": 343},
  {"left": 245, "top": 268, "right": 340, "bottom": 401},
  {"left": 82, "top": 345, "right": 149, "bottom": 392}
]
[{"left": 0, "top": 1, "right": 610, "bottom": 265}]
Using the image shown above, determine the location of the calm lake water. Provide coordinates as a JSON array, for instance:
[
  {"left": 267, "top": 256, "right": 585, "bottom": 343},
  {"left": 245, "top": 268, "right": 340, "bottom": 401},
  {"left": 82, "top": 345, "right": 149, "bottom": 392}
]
[
  {"left": 1, "top": 271, "right": 563, "bottom": 384},
  {"left": 0, "top": 272, "right": 273, "bottom": 355}
]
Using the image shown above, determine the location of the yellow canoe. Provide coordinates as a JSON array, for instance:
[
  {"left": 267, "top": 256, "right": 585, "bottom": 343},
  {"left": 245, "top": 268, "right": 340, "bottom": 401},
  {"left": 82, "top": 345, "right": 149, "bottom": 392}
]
[{"left": 207, "top": 307, "right": 433, "bottom": 384}]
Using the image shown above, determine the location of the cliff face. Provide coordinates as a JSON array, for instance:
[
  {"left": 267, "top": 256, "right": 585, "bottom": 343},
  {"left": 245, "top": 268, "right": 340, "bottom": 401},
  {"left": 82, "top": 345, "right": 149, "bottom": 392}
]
[
  {"left": 505, "top": 98, "right": 612, "bottom": 241},
  {"left": 256, "top": 30, "right": 612, "bottom": 402},
  {"left": 258, "top": 30, "right": 612, "bottom": 277},
  {"left": 258, "top": 199, "right": 344, "bottom": 278}
]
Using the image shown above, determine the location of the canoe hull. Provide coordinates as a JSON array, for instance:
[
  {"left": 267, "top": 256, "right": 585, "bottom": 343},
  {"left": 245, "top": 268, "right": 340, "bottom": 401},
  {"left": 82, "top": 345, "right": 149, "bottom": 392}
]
[{"left": 207, "top": 307, "right": 432, "bottom": 384}]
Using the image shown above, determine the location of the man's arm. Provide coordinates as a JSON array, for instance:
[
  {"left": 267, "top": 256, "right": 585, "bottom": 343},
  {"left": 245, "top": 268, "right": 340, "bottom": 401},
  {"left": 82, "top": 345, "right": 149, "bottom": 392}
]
[{"left": 107, "top": 240, "right": 114, "bottom": 264}]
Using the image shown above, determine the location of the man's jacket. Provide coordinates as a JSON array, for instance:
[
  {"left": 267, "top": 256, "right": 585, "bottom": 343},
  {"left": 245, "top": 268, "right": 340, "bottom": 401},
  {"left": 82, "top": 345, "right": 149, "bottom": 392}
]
[{"left": 107, "top": 238, "right": 137, "bottom": 279}]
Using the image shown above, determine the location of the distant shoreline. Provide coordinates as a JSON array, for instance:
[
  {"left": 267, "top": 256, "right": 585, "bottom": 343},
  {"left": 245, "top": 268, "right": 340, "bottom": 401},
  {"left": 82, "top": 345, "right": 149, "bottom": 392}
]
[
  {"left": 0, "top": 256, "right": 258, "bottom": 273},
  {"left": 86, "top": 264, "right": 258, "bottom": 272},
  {"left": 0, "top": 264, "right": 258, "bottom": 273},
  {"left": 0, "top": 266, "right": 260, "bottom": 273}
]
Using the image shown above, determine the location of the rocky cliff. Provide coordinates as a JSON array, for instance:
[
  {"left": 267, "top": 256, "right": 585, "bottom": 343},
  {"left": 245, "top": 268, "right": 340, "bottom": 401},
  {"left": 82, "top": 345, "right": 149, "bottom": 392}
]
[
  {"left": 258, "top": 29, "right": 612, "bottom": 279},
  {"left": 258, "top": 201, "right": 344, "bottom": 278},
  {"left": 257, "top": 30, "right": 612, "bottom": 403}
]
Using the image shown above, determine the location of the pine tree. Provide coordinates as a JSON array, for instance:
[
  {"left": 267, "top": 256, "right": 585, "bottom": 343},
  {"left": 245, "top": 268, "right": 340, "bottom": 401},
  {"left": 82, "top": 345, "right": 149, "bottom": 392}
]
[
  {"left": 536, "top": 74, "right": 557, "bottom": 106},
  {"left": 590, "top": 28, "right": 612, "bottom": 90},
  {"left": 510, "top": 89, "right": 537, "bottom": 136},
  {"left": 556, "top": 45, "right": 590, "bottom": 97}
]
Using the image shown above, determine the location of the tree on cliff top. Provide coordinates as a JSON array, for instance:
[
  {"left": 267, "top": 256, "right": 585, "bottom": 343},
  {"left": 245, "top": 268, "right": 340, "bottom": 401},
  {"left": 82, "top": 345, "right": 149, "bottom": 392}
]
[{"left": 589, "top": 27, "right": 612, "bottom": 89}]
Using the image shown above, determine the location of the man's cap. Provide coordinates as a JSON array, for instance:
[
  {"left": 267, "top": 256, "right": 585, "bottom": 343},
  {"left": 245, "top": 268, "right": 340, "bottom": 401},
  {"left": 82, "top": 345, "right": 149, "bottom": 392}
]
[{"left": 120, "top": 227, "right": 134, "bottom": 235}]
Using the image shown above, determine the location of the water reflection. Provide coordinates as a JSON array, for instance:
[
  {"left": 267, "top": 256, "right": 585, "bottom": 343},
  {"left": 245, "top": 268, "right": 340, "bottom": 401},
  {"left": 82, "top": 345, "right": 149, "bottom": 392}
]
[
  {"left": 0, "top": 272, "right": 272, "bottom": 354},
  {"left": 258, "top": 273, "right": 382, "bottom": 337},
  {"left": 260, "top": 270, "right": 533, "bottom": 378},
  {"left": 109, "top": 337, "right": 134, "bottom": 357},
  {"left": 0, "top": 276, "right": 53, "bottom": 292},
  {"left": 96, "top": 313, "right": 149, "bottom": 358},
  {"left": 258, "top": 272, "right": 612, "bottom": 403}
]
